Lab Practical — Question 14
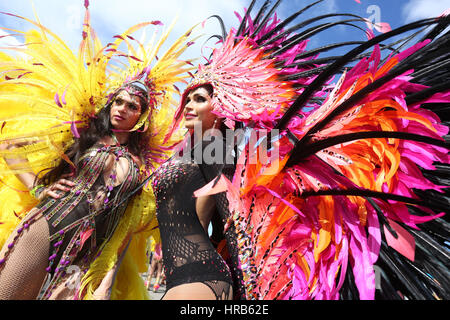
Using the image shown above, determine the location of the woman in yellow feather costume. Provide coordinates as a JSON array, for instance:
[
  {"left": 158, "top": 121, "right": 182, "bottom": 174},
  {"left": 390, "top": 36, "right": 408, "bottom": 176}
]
[{"left": 0, "top": 1, "right": 194, "bottom": 299}]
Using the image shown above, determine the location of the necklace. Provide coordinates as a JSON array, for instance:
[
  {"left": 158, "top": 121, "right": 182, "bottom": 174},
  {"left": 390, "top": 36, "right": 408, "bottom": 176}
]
[
  {"left": 111, "top": 132, "right": 129, "bottom": 148},
  {"left": 111, "top": 132, "right": 120, "bottom": 145}
]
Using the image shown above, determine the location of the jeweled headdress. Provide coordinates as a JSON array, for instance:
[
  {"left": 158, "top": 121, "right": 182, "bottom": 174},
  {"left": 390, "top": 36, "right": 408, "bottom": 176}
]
[{"left": 0, "top": 1, "right": 197, "bottom": 176}]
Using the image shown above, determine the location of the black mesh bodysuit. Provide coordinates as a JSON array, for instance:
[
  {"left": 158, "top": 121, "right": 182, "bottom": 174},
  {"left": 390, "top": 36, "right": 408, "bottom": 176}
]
[
  {"left": 153, "top": 157, "right": 233, "bottom": 299},
  {"left": 198, "top": 160, "right": 247, "bottom": 300},
  {"left": 153, "top": 137, "right": 246, "bottom": 300}
]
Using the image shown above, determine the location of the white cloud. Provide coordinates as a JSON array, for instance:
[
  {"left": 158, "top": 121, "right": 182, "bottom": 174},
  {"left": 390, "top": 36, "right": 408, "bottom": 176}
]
[
  {"left": 88, "top": 0, "right": 244, "bottom": 62},
  {"left": 402, "top": 0, "right": 450, "bottom": 22},
  {"left": 0, "top": 0, "right": 245, "bottom": 61},
  {"left": 324, "top": 0, "right": 338, "bottom": 12},
  {"left": 0, "top": 29, "right": 27, "bottom": 59},
  {"left": 0, "top": 29, "right": 23, "bottom": 47}
]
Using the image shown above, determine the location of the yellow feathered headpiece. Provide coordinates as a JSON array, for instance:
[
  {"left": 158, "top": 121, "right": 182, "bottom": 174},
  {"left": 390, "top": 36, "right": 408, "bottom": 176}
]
[
  {"left": 0, "top": 1, "right": 198, "bottom": 300},
  {"left": 0, "top": 1, "right": 197, "bottom": 177}
]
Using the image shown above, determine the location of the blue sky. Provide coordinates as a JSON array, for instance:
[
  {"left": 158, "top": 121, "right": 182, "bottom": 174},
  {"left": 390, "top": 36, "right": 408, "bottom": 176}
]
[{"left": 1, "top": 0, "right": 449, "bottom": 65}]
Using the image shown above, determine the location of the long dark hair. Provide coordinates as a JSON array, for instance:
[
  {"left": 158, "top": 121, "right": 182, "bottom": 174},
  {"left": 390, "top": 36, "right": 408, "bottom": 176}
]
[{"left": 39, "top": 84, "right": 149, "bottom": 185}]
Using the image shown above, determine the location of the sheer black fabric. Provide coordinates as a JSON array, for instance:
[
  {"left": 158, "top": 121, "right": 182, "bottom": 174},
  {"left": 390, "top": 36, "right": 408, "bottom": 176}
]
[
  {"left": 198, "top": 157, "right": 247, "bottom": 299},
  {"left": 153, "top": 152, "right": 233, "bottom": 299}
]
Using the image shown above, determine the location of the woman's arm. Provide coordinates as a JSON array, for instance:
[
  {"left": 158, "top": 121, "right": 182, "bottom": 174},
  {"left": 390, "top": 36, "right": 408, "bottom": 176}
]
[
  {"left": 196, "top": 195, "right": 216, "bottom": 233},
  {"left": 0, "top": 143, "right": 38, "bottom": 190},
  {"left": 0, "top": 142, "right": 75, "bottom": 199}
]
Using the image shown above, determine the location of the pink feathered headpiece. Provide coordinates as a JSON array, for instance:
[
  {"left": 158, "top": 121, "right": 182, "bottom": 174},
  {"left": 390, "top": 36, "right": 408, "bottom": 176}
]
[{"left": 165, "top": 29, "right": 296, "bottom": 141}]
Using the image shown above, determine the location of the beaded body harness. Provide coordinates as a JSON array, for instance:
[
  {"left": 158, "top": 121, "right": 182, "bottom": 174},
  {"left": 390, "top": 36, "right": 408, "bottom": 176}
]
[{"left": 0, "top": 143, "right": 141, "bottom": 299}]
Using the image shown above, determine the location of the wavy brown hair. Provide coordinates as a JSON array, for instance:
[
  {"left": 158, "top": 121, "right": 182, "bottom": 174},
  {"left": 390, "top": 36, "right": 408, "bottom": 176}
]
[{"left": 38, "top": 83, "right": 149, "bottom": 186}]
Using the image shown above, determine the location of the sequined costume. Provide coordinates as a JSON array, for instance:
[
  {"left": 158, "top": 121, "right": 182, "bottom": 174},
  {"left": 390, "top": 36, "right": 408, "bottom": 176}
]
[
  {"left": 0, "top": 1, "right": 196, "bottom": 299},
  {"left": 0, "top": 144, "right": 140, "bottom": 299},
  {"left": 166, "top": 0, "right": 450, "bottom": 300}
]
